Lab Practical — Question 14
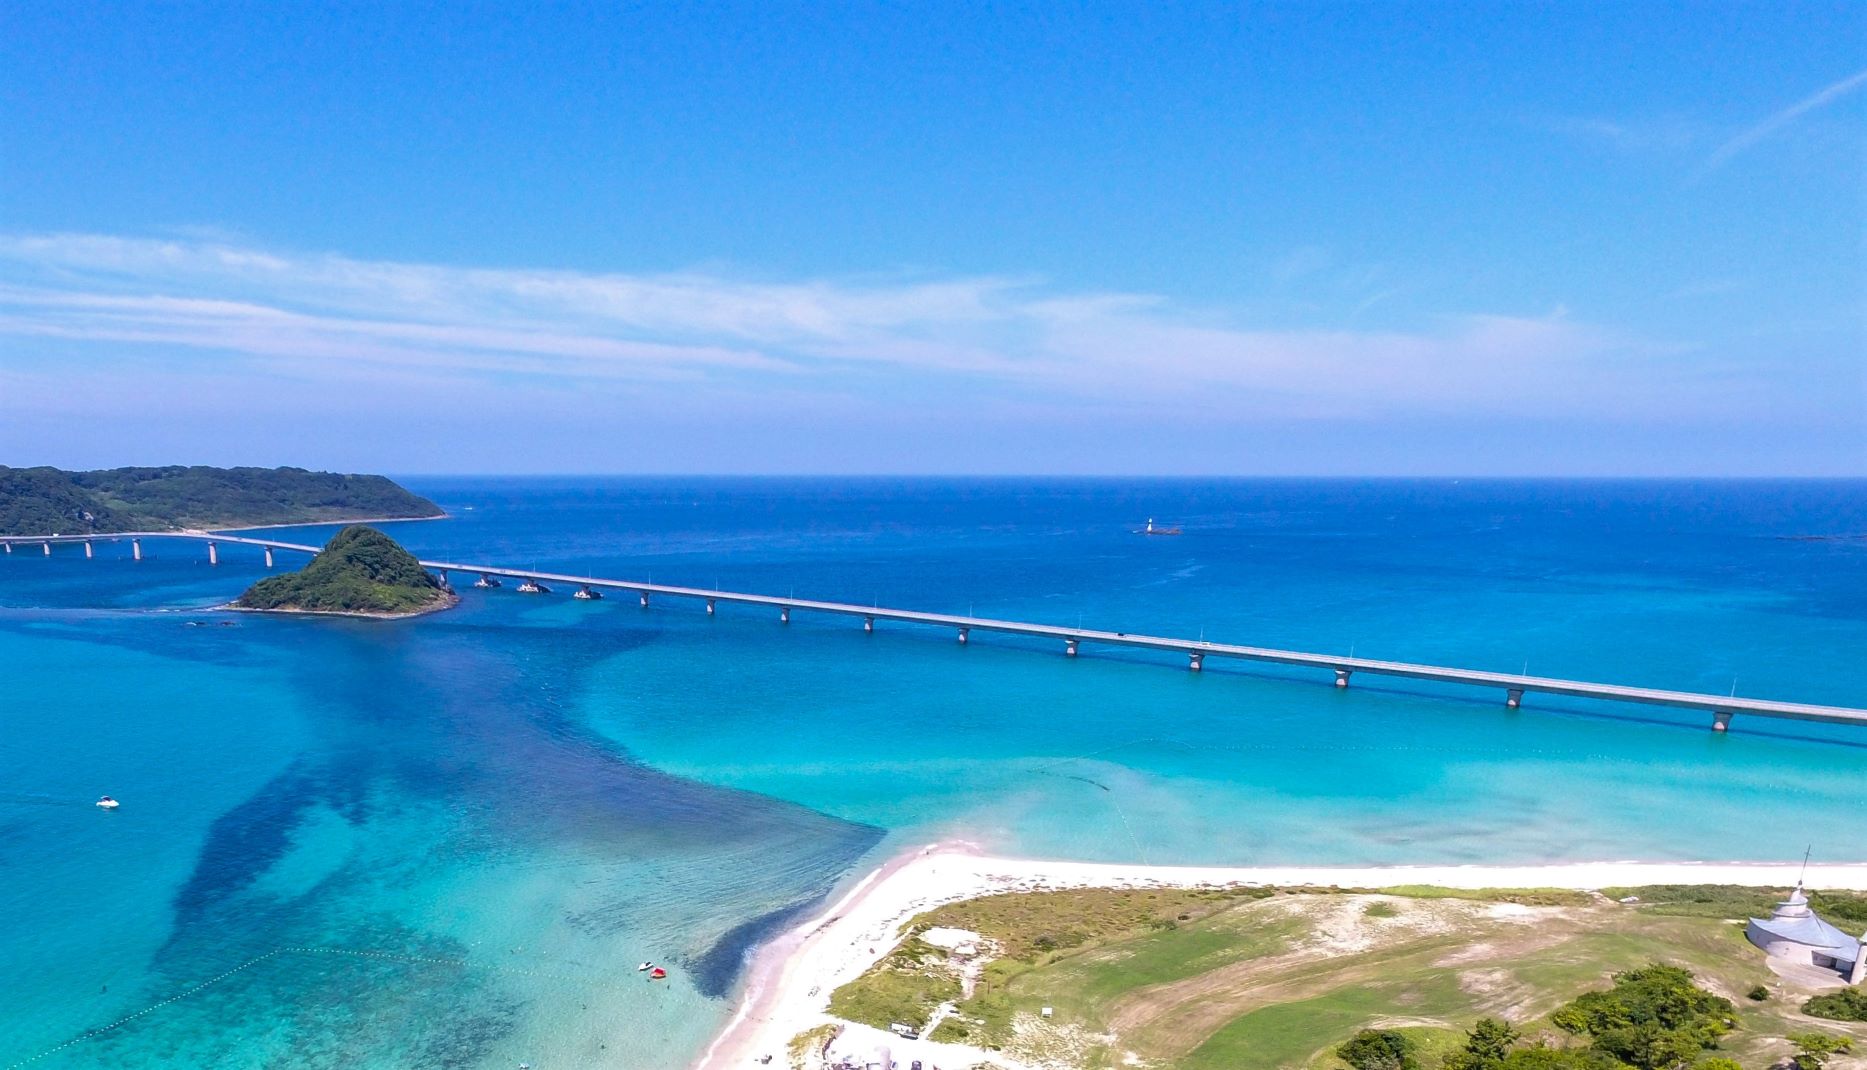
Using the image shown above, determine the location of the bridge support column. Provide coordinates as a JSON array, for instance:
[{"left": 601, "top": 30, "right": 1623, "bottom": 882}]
[
  {"left": 207, "top": 542, "right": 218, "bottom": 566},
  {"left": 132, "top": 539, "right": 141, "bottom": 561},
  {"left": 264, "top": 547, "right": 274, "bottom": 568},
  {"left": 3, "top": 541, "right": 10, "bottom": 553},
  {"left": 84, "top": 541, "right": 94, "bottom": 559},
  {"left": 1506, "top": 688, "right": 1523, "bottom": 709},
  {"left": 957, "top": 627, "right": 969, "bottom": 645},
  {"left": 1712, "top": 710, "right": 1734, "bottom": 733},
  {"left": 1188, "top": 653, "right": 1203, "bottom": 672},
  {"left": 1334, "top": 668, "right": 1351, "bottom": 688},
  {"left": 1065, "top": 638, "right": 1079, "bottom": 657},
  {"left": 780, "top": 606, "right": 790, "bottom": 624},
  {"left": 43, "top": 541, "right": 51, "bottom": 555},
  {"left": 863, "top": 616, "right": 873, "bottom": 633},
  {"left": 639, "top": 591, "right": 649, "bottom": 608},
  {"left": 706, "top": 599, "right": 716, "bottom": 615}
]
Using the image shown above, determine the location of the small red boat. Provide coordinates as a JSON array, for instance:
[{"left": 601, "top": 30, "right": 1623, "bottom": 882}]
[{"left": 649, "top": 967, "right": 667, "bottom": 980}]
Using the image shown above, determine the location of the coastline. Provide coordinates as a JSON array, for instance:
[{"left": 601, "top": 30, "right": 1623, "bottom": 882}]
[
  {"left": 219, "top": 591, "right": 461, "bottom": 620},
  {"left": 695, "top": 843, "right": 1867, "bottom": 1070},
  {"left": 203, "top": 512, "right": 448, "bottom": 533}
]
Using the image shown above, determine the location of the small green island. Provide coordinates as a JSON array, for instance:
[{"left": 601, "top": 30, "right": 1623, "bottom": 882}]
[
  {"left": 233, "top": 526, "right": 457, "bottom": 618},
  {"left": 0, "top": 465, "right": 443, "bottom": 536}
]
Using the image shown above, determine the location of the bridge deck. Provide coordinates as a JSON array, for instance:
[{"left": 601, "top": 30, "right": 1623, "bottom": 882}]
[{"left": 7, "top": 531, "right": 1865, "bottom": 728}]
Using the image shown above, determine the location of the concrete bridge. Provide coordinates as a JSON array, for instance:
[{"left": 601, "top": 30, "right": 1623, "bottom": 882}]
[{"left": 7, "top": 530, "right": 1867, "bottom": 734}]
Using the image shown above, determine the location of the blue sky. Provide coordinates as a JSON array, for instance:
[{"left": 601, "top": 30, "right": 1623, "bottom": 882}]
[{"left": 0, "top": 3, "right": 1861, "bottom": 474}]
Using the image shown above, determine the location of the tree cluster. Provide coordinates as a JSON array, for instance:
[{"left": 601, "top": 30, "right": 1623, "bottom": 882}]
[
  {"left": 0, "top": 465, "right": 442, "bottom": 535},
  {"left": 1802, "top": 986, "right": 1867, "bottom": 1023},
  {"left": 235, "top": 526, "right": 449, "bottom": 615},
  {"left": 1337, "top": 964, "right": 1778, "bottom": 1070}
]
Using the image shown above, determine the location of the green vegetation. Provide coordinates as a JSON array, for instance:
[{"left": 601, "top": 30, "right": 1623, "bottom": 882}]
[
  {"left": 1375, "top": 886, "right": 1596, "bottom": 908},
  {"left": 0, "top": 465, "right": 441, "bottom": 535},
  {"left": 786, "top": 1024, "right": 840, "bottom": 1070},
  {"left": 829, "top": 885, "right": 1279, "bottom": 1041},
  {"left": 1788, "top": 1032, "right": 1853, "bottom": 1070},
  {"left": 1547, "top": 964, "right": 1734, "bottom": 1069},
  {"left": 1745, "top": 985, "right": 1770, "bottom": 1002},
  {"left": 826, "top": 935, "right": 962, "bottom": 1031},
  {"left": 234, "top": 526, "right": 452, "bottom": 617},
  {"left": 1601, "top": 885, "right": 1867, "bottom": 927},
  {"left": 1804, "top": 987, "right": 1867, "bottom": 1023},
  {"left": 1337, "top": 1028, "right": 1420, "bottom": 1070},
  {"left": 828, "top": 884, "right": 1867, "bottom": 1070},
  {"left": 1441, "top": 1018, "right": 1519, "bottom": 1070}
]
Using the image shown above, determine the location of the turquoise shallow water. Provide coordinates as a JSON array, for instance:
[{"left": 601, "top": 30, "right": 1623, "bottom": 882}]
[{"left": 2, "top": 478, "right": 1864, "bottom": 1068}]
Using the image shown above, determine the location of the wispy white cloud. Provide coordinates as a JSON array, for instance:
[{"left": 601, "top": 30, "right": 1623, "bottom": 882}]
[
  {"left": 0, "top": 231, "right": 1709, "bottom": 424},
  {"left": 1704, "top": 68, "right": 1867, "bottom": 172}
]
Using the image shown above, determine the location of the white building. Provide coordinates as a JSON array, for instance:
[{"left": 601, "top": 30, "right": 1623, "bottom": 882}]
[{"left": 1746, "top": 883, "right": 1865, "bottom": 985}]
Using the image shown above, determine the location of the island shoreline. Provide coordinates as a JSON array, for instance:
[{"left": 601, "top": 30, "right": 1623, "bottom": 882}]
[
  {"left": 203, "top": 513, "right": 449, "bottom": 533},
  {"left": 692, "top": 843, "right": 1867, "bottom": 1070},
  {"left": 219, "top": 590, "right": 461, "bottom": 620}
]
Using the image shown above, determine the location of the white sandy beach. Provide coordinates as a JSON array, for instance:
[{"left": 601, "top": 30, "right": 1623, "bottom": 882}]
[{"left": 693, "top": 843, "right": 1867, "bottom": 1070}]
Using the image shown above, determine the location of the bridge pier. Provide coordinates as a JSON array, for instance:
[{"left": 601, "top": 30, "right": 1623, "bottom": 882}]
[
  {"left": 264, "top": 547, "right": 274, "bottom": 568},
  {"left": 1188, "top": 652, "right": 1204, "bottom": 672},
  {"left": 132, "top": 539, "right": 141, "bottom": 561},
  {"left": 3, "top": 541, "right": 10, "bottom": 553},
  {"left": 1712, "top": 710, "right": 1734, "bottom": 733},
  {"left": 84, "top": 541, "right": 94, "bottom": 559},
  {"left": 1506, "top": 688, "right": 1523, "bottom": 709},
  {"left": 639, "top": 591, "right": 650, "bottom": 608},
  {"left": 1065, "top": 638, "right": 1079, "bottom": 657},
  {"left": 706, "top": 598, "right": 716, "bottom": 616},
  {"left": 1334, "top": 668, "right": 1351, "bottom": 688},
  {"left": 207, "top": 542, "right": 218, "bottom": 566},
  {"left": 42, "top": 541, "right": 51, "bottom": 555},
  {"left": 780, "top": 606, "right": 790, "bottom": 624},
  {"left": 863, "top": 615, "right": 873, "bottom": 633},
  {"left": 957, "top": 627, "right": 969, "bottom": 645}
]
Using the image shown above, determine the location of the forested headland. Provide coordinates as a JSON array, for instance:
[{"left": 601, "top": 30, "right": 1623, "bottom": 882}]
[{"left": 0, "top": 465, "right": 443, "bottom": 536}]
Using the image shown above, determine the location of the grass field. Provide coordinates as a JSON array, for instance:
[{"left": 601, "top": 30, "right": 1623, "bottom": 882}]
[{"left": 825, "top": 885, "right": 1867, "bottom": 1070}]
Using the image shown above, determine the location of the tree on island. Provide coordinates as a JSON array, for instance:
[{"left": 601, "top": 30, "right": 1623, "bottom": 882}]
[{"left": 235, "top": 525, "right": 453, "bottom": 617}]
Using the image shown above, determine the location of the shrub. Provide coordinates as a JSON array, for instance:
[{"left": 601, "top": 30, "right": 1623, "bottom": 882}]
[
  {"left": 1444, "top": 1018, "right": 1521, "bottom": 1070},
  {"left": 1802, "top": 987, "right": 1867, "bottom": 1022},
  {"left": 1337, "top": 1028, "right": 1417, "bottom": 1070},
  {"left": 1746, "top": 985, "right": 1770, "bottom": 1002},
  {"left": 1549, "top": 964, "right": 1735, "bottom": 1070},
  {"left": 1788, "top": 1032, "right": 1852, "bottom": 1070}
]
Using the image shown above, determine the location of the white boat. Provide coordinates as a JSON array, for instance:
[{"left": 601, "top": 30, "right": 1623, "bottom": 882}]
[
  {"left": 474, "top": 575, "right": 502, "bottom": 589},
  {"left": 516, "top": 580, "right": 550, "bottom": 594},
  {"left": 573, "top": 587, "right": 602, "bottom": 600},
  {"left": 637, "top": 961, "right": 653, "bottom": 972},
  {"left": 96, "top": 796, "right": 120, "bottom": 810}
]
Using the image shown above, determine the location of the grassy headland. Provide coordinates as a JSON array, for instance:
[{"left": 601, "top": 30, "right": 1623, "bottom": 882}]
[
  {"left": 233, "top": 525, "right": 454, "bottom": 618},
  {"left": 826, "top": 884, "right": 1867, "bottom": 1070},
  {"left": 0, "top": 465, "right": 442, "bottom": 535}
]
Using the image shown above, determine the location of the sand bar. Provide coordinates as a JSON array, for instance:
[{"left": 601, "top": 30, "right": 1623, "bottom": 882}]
[{"left": 694, "top": 843, "right": 1867, "bottom": 1070}]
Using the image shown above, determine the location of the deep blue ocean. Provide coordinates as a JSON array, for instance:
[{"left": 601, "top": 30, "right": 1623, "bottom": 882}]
[{"left": 3, "top": 478, "right": 1865, "bottom": 1069}]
